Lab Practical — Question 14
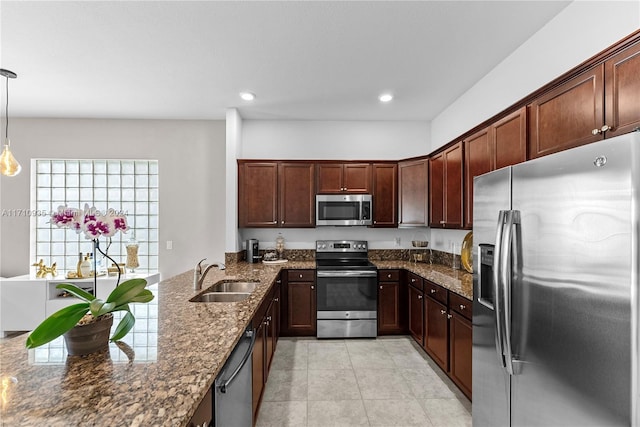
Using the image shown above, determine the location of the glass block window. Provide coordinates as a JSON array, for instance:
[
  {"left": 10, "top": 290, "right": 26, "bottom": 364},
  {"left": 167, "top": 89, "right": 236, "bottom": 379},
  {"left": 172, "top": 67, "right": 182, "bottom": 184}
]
[{"left": 31, "top": 159, "right": 159, "bottom": 273}]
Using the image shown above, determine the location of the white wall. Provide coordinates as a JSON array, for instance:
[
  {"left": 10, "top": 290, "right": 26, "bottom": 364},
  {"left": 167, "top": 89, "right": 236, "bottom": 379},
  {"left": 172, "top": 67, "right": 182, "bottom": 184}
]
[
  {"left": 242, "top": 120, "right": 429, "bottom": 160},
  {"left": 0, "top": 118, "right": 226, "bottom": 279},
  {"left": 239, "top": 119, "right": 430, "bottom": 250}
]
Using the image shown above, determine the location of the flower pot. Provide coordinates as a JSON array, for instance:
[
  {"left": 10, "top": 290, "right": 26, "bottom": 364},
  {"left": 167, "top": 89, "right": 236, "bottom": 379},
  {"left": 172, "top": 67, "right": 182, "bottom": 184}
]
[{"left": 63, "top": 314, "right": 113, "bottom": 356}]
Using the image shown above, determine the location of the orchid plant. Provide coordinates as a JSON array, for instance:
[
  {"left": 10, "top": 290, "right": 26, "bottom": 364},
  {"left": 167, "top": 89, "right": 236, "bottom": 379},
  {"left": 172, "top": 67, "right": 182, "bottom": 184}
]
[{"left": 51, "top": 204, "right": 129, "bottom": 283}]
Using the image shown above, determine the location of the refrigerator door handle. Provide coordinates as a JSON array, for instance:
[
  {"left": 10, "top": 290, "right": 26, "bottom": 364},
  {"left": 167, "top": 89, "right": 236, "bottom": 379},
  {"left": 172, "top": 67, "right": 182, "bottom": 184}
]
[
  {"left": 493, "top": 210, "right": 507, "bottom": 369},
  {"left": 500, "top": 210, "right": 520, "bottom": 376}
]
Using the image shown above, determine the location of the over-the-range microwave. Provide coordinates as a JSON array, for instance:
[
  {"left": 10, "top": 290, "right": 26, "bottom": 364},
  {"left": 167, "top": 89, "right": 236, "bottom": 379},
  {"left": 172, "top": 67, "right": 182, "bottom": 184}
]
[{"left": 316, "top": 194, "right": 372, "bottom": 226}]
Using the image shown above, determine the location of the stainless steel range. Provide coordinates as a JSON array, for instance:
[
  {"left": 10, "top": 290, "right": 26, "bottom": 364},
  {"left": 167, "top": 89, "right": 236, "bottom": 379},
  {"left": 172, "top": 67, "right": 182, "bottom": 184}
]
[{"left": 315, "top": 240, "right": 378, "bottom": 338}]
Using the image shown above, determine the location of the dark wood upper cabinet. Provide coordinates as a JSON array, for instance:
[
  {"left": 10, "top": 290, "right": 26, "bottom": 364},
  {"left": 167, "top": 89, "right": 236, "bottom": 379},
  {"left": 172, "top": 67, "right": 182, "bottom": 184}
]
[
  {"left": 529, "top": 66, "right": 605, "bottom": 159},
  {"left": 278, "top": 163, "right": 315, "bottom": 227},
  {"left": 494, "top": 107, "right": 527, "bottom": 170},
  {"left": 372, "top": 163, "right": 398, "bottom": 227},
  {"left": 430, "top": 142, "right": 463, "bottom": 228},
  {"left": 464, "top": 107, "right": 527, "bottom": 228},
  {"left": 238, "top": 161, "right": 315, "bottom": 228},
  {"left": 317, "top": 163, "right": 371, "bottom": 194},
  {"left": 398, "top": 158, "right": 428, "bottom": 227},
  {"left": 604, "top": 40, "right": 640, "bottom": 138},
  {"left": 238, "top": 162, "right": 278, "bottom": 227},
  {"left": 463, "top": 128, "right": 491, "bottom": 229}
]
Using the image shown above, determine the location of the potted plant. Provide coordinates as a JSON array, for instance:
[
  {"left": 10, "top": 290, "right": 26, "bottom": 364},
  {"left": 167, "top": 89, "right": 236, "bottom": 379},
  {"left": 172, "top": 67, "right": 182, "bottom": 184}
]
[
  {"left": 26, "top": 278, "right": 153, "bottom": 355},
  {"left": 25, "top": 204, "right": 153, "bottom": 355}
]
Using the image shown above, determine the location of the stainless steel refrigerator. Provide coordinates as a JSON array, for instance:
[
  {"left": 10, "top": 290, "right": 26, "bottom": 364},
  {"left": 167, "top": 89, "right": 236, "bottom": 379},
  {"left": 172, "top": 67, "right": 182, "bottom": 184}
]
[{"left": 472, "top": 131, "right": 639, "bottom": 426}]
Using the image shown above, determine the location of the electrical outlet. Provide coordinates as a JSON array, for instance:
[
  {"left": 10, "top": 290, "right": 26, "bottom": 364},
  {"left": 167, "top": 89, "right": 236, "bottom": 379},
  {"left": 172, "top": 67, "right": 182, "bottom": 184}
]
[
  {"left": 395, "top": 237, "right": 401, "bottom": 247},
  {"left": 166, "top": 240, "right": 173, "bottom": 250}
]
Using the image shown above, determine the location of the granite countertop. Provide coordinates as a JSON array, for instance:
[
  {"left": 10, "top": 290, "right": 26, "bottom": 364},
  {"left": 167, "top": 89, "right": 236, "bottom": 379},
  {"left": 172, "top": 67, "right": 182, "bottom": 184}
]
[
  {"left": 0, "top": 260, "right": 314, "bottom": 426},
  {"left": 372, "top": 261, "right": 473, "bottom": 300},
  {"left": 0, "top": 259, "right": 469, "bottom": 426}
]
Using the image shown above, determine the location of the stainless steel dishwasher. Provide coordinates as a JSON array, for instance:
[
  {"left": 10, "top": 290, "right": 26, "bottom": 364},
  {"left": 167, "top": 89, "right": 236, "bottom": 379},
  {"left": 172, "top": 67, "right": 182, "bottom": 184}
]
[{"left": 214, "top": 326, "right": 256, "bottom": 427}]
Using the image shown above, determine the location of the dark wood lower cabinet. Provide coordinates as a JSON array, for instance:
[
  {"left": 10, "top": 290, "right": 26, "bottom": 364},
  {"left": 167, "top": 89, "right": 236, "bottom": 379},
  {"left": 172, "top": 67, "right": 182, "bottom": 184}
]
[
  {"left": 377, "top": 270, "right": 407, "bottom": 335},
  {"left": 281, "top": 270, "right": 316, "bottom": 336},
  {"left": 408, "top": 285, "right": 424, "bottom": 345},
  {"left": 449, "top": 311, "right": 472, "bottom": 399},
  {"left": 424, "top": 297, "right": 449, "bottom": 371}
]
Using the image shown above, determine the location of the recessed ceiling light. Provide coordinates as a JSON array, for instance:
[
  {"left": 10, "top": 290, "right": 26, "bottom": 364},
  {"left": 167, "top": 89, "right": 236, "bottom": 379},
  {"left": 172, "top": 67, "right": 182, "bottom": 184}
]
[
  {"left": 239, "top": 92, "right": 256, "bottom": 101},
  {"left": 378, "top": 93, "right": 393, "bottom": 103}
]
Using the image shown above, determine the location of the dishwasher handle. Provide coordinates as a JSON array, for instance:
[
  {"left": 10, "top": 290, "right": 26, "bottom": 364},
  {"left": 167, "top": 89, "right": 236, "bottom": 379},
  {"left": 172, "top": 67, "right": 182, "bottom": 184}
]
[{"left": 219, "top": 328, "right": 257, "bottom": 394}]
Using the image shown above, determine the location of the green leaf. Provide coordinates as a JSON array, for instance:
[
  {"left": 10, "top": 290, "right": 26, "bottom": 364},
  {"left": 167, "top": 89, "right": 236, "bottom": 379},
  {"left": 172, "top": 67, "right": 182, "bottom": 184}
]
[
  {"left": 55, "top": 284, "right": 96, "bottom": 302},
  {"left": 89, "top": 299, "right": 116, "bottom": 317},
  {"left": 25, "top": 303, "right": 90, "bottom": 349},
  {"left": 106, "top": 278, "right": 148, "bottom": 306},
  {"left": 110, "top": 311, "right": 135, "bottom": 341},
  {"left": 128, "top": 289, "right": 154, "bottom": 303}
]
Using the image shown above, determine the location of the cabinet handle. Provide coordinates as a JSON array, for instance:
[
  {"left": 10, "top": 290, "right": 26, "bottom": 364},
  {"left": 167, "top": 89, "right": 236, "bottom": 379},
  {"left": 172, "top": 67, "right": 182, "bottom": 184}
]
[
  {"left": 387, "top": 274, "right": 392, "bottom": 279},
  {"left": 418, "top": 295, "right": 422, "bottom": 300},
  {"left": 267, "top": 316, "right": 272, "bottom": 322},
  {"left": 430, "top": 289, "right": 437, "bottom": 294},
  {"left": 447, "top": 314, "right": 452, "bottom": 319},
  {"left": 459, "top": 304, "right": 466, "bottom": 310},
  {"left": 274, "top": 297, "right": 279, "bottom": 302},
  {"left": 380, "top": 285, "right": 383, "bottom": 289},
  {"left": 311, "top": 285, "right": 315, "bottom": 290},
  {"left": 592, "top": 128, "right": 601, "bottom": 135},
  {"left": 411, "top": 278, "right": 416, "bottom": 283},
  {"left": 374, "top": 221, "right": 377, "bottom": 224},
  {"left": 440, "top": 309, "right": 446, "bottom": 315},
  {"left": 440, "top": 220, "right": 446, "bottom": 224},
  {"left": 601, "top": 124, "right": 611, "bottom": 132}
]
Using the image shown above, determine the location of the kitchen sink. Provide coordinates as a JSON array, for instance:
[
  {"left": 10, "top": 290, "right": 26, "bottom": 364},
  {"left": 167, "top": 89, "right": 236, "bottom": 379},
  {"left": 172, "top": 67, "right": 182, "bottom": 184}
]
[
  {"left": 190, "top": 292, "right": 252, "bottom": 303},
  {"left": 210, "top": 281, "right": 259, "bottom": 293}
]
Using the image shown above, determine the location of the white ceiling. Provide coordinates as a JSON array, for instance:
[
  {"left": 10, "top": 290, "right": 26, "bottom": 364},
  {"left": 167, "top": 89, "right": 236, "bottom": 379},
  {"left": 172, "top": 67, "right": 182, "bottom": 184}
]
[{"left": 1, "top": 1, "right": 571, "bottom": 121}]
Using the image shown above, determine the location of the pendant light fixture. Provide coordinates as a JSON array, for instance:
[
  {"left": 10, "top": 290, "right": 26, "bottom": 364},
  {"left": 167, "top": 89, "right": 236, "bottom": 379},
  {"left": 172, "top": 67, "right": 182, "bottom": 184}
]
[{"left": 0, "top": 68, "right": 21, "bottom": 177}]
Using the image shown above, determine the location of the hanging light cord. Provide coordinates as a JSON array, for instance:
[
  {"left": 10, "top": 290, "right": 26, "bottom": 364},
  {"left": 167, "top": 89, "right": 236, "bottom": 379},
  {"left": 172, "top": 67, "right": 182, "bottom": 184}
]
[{"left": 4, "top": 75, "right": 8, "bottom": 142}]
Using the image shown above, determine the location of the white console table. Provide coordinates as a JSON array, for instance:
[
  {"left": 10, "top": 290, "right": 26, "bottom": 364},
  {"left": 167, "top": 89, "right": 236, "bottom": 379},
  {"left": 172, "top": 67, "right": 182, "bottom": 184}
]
[{"left": 0, "top": 271, "right": 160, "bottom": 336}]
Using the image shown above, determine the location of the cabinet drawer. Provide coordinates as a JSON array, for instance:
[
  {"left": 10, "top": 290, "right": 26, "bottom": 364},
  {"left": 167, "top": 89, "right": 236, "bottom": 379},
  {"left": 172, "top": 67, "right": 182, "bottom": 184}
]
[
  {"left": 287, "top": 269, "right": 315, "bottom": 282},
  {"left": 407, "top": 272, "right": 423, "bottom": 291},
  {"left": 424, "top": 280, "right": 447, "bottom": 305},
  {"left": 379, "top": 269, "right": 400, "bottom": 282},
  {"left": 449, "top": 292, "right": 472, "bottom": 320}
]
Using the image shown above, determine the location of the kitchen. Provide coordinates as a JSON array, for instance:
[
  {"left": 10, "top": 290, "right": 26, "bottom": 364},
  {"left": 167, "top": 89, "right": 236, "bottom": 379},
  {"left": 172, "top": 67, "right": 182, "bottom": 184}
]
[{"left": 1, "top": 1, "right": 640, "bottom": 426}]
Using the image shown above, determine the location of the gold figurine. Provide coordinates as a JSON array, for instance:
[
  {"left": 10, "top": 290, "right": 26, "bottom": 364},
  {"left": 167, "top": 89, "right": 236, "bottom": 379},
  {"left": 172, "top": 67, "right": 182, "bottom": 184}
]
[{"left": 32, "top": 259, "right": 58, "bottom": 278}]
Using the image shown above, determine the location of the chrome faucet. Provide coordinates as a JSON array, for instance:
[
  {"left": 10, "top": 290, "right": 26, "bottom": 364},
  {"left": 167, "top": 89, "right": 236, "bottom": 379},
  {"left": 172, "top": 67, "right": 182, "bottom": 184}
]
[{"left": 194, "top": 258, "right": 226, "bottom": 290}]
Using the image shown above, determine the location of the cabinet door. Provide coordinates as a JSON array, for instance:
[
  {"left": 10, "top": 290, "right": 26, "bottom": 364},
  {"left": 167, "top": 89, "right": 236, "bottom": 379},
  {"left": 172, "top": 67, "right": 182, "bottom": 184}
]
[
  {"left": 316, "top": 163, "right": 344, "bottom": 193},
  {"left": 378, "top": 281, "right": 404, "bottom": 334},
  {"left": 464, "top": 128, "right": 491, "bottom": 229},
  {"left": 424, "top": 297, "right": 449, "bottom": 371},
  {"left": 266, "top": 300, "right": 276, "bottom": 371},
  {"left": 429, "top": 153, "right": 444, "bottom": 227},
  {"left": 279, "top": 163, "right": 315, "bottom": 227},
  {"left": 343, "top": 163, "right": 371, "bottom": 193},
  {"left": 187, "top": 387, "right": 213, "bottom": 427},
  {"left": 449, "top": 312, "right": 472, "bottom": 400},
  {"left": 443, "top": 142, "right": 463, "bottom": 228},
  {"left": 287, "top": 282, "right": 316, "bottom": 336},
  {"left": 493, "top": 107, "right": 527, "bottom": 170},
  {"left": 408, "top": 285, "right": 424, "bottom": 346},
  {"left": 252, "top": 320, "right": 266, "bottom": 419},
  {"left": 238, "top": 162, "right": 278, "bottom": 227},
  {"left": 529, "top": 66, "right": 604, "bottom": 159},
  {"left": 372, "top": 163, "right": 398, "bottom": 227},
  {"left": 604, "top": 41, "right": 640, "bottom": 138},
  {"left": 399, "top": 158, "right": 429, "bottom": 227}
]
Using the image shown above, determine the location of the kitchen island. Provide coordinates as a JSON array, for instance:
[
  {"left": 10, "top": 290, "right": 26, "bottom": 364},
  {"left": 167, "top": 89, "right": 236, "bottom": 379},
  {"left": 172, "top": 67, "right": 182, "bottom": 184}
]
[{"left": 0, "top": 260, "right": 471, "bottom": 426}]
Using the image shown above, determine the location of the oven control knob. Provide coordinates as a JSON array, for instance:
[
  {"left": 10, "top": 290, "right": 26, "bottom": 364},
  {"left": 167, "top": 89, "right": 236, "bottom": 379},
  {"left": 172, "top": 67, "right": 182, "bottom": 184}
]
[{"left": 345, "top": 312, "right": 349, "bottom": 317}]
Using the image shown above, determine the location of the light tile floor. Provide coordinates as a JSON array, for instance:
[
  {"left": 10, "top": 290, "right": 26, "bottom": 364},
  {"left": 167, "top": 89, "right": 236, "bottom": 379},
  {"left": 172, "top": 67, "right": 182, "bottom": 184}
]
[{"left": 256, "top": 336, "right": 472, "bottom": 427}]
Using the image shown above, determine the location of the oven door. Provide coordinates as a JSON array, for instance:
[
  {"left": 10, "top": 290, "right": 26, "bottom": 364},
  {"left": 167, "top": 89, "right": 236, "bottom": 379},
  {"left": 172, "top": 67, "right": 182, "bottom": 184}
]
[{"left": 315, "top": 270, "right": 377, "bottom": 313}]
